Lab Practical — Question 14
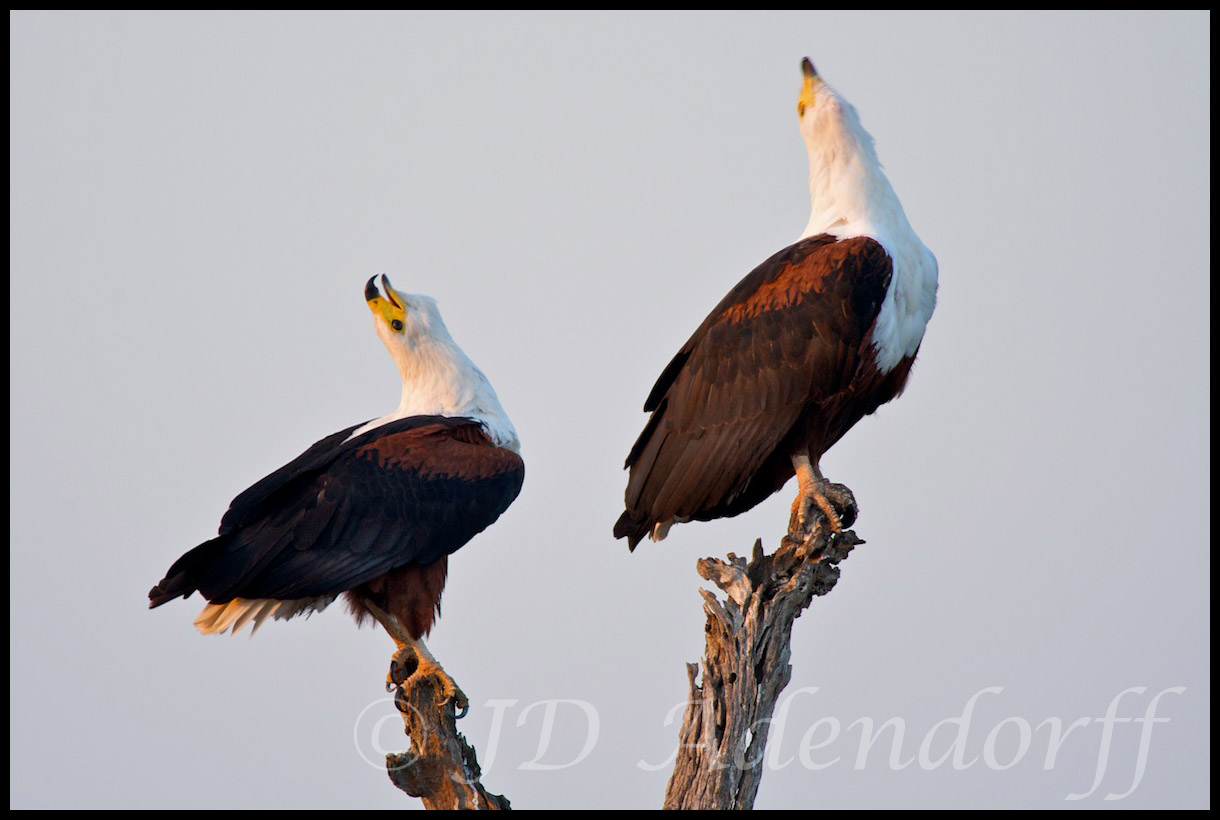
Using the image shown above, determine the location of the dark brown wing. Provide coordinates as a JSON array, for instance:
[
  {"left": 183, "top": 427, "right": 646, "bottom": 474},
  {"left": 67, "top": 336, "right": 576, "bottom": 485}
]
[
  {"left": 614, "top": 234, "right": 892, "bottom": 548},
  {"left": 149, "top": 416, "right": 524, "bottom": 606}
]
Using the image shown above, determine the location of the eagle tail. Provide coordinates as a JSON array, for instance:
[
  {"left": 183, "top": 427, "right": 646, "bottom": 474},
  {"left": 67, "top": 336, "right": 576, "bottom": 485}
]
[
  {"left": 613, "top": 511, "right": 651, "bottom": 552},
  {"left": 147, "top": 535, "right": 227, "bottom": 608},
  {"left": 193, "top": 597, "right": 329, "bottom": 636}
]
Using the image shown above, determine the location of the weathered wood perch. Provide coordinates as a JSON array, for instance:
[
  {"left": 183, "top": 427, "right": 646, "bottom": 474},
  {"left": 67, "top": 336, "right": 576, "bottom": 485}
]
[
  {"left": 663, "top": 493, "right": 861, "bottom": 810},
  {"left": 383, "top": 646, "right": 511, "bottom": 810}
]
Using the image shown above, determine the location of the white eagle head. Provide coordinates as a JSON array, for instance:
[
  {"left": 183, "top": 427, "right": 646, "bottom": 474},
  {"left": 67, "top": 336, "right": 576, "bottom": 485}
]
[{"left": 363, "top": 274, "right": 520, "bottom": 451}]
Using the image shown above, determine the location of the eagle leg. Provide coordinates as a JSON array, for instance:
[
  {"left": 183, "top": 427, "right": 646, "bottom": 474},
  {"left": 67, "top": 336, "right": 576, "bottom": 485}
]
[
  {"left": 389, "top": 641, "right": 470, "bottom": 717},
  {"left": 362, "top": 598, "right": 470, "bottom": 715},
  {"left": 790, "top": 455, "right": 858, "bottom": 535}
]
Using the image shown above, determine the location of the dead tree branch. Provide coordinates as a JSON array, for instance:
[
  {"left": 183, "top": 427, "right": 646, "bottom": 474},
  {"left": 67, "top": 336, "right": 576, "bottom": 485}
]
[
  {"left": 663, "top": 500, "right": 861, "bottom": 809},
  {"left": 383, "top": 647, "right": 511, "bottom": 810}
]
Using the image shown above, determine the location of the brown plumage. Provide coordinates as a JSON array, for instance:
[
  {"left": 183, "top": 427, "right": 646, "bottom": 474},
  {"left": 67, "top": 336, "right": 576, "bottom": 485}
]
[
  {"left": 347, "top": 559, "right": 450, "bottom": 641},
  {"left": 614, "top": 234, "right": 914, "bottom": 549}
]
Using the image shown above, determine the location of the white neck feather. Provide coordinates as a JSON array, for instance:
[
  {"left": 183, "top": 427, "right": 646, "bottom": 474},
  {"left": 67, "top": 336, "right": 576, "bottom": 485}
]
[
  {"left": 350, "top": 298, "right": 520, "bottom": 452},
  {"left": 800, "top": 92, "right": 909, "bottom": 244},
  {"left": 798, "top": 82, "right": 938, "bottom": 373}
]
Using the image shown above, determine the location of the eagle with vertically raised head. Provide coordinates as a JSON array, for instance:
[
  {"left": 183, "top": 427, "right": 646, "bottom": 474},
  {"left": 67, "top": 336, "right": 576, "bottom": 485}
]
[
  {"left": 150, "top": 275, "right": 523, "bottom": 700},
  {"left": 615, "top": 58, "right": 937, "bottom": 549}
]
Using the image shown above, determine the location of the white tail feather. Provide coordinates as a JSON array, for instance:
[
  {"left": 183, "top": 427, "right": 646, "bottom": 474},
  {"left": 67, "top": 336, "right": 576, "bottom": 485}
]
[{"left": 194, "top": 596, "right": 335, "bottom": 636}]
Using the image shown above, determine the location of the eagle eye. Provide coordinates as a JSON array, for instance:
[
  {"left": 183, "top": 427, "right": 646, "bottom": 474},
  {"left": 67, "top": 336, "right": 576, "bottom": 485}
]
[{"left": 391, "top": 319, "right": 404, "bottom": 331}]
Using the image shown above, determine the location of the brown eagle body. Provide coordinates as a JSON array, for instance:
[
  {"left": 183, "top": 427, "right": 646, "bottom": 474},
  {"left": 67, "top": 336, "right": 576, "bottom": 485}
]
[
  {"left": 149, "top": 415, "right": 524, "bottom": 638},
  {"left": 614, "top": 234, "right": 913, "bottom": 549},
  {"left": 614, "top": 59, "right": 936, "bottom": 549}
]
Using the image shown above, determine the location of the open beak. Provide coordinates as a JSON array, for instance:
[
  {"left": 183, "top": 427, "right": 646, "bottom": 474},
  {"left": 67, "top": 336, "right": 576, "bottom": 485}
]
[{"left": 365, "top": 274, "right": 404, "bottom": 310}]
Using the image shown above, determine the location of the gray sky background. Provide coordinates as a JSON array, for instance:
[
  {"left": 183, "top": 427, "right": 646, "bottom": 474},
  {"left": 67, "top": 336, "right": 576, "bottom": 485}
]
[{"left": 10, "top": 11, "right": 1209, "bottom": 809}]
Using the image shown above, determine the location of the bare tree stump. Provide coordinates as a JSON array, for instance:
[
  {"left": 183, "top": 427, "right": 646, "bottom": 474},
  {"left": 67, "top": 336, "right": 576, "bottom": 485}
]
[
  {"left": 663, "top": 504, "right": 860, "bottom": 810},
  {"left": 384, "top": 646, "right": 510, "bottom": 810}
]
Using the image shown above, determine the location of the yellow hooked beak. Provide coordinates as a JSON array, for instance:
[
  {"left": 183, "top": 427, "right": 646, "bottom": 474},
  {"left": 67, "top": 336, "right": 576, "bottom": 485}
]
[
  {"left": 798, "top": 57, "right": 820, "bottom": 117},
  {"left": 365, "top": 274, "right": 406, "bottom": 332}
]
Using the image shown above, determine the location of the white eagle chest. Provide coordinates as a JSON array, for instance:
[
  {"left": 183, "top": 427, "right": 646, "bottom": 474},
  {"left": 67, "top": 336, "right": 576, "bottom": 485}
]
[{"left": 870, "top": 236, "right": 938, "bottom": 373}]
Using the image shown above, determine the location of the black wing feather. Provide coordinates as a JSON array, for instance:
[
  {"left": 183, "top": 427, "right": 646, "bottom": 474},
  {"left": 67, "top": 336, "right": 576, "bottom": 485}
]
[
  {"left": 218, "top": 422, "right": 366, "bottom": 535},
  {"left": 150, "top": 415, "right": 524, "bottom": 607}
]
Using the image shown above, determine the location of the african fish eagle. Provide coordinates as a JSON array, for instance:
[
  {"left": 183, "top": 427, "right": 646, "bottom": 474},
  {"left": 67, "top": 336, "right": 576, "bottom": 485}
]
[
  {"left": 149, "top": 275, "right": 523, "bottom": 700},
  {"left": 614, "top": 58, "right": 937, "bottom": 549}
]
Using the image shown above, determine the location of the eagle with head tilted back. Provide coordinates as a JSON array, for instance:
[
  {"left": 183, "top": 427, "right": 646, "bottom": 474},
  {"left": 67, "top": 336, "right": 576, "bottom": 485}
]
[
  {"left": 149, "top": 275, "right": 523, "bottom": 701},
  {"left": 614, "top": 58, "right": 937, "bottom": 550}
]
